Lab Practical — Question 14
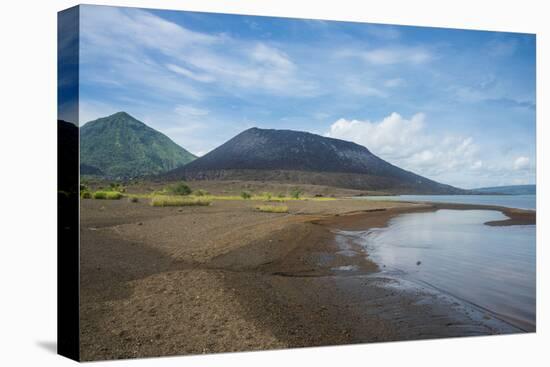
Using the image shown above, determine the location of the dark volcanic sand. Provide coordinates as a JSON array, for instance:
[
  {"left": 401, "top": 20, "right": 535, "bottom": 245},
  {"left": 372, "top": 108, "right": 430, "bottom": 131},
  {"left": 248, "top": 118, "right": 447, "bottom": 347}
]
[{"left": 79, "top": 197, "right": 533, "bottom": 360}]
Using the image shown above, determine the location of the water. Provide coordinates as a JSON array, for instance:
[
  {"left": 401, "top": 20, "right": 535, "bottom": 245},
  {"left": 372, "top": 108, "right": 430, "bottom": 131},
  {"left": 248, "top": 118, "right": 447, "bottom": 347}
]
[
  {"left": 354, "top": 209, "right": 536, "bottom": 331},
  {"left": 357, "top": 194, "right": 535, "bottom": 210}
]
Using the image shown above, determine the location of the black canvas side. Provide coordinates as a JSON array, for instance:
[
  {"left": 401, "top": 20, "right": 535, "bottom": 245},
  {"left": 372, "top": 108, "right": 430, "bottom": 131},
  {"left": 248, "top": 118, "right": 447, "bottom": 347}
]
[{"left": 57, "top": 5, "right": 80, "bottom": 361}]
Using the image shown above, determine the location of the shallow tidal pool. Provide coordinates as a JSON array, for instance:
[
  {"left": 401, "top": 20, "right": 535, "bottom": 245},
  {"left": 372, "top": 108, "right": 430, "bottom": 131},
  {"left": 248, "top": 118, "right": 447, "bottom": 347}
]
[{"left": 349, "top": 209, "right": 536, "bottom": 331}]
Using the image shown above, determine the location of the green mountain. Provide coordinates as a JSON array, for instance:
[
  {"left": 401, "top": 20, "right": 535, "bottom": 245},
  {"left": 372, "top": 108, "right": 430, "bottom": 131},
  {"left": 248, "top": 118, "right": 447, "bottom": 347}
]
[{"left": 80, "top": 112, "right": 196, "bottom": 178}]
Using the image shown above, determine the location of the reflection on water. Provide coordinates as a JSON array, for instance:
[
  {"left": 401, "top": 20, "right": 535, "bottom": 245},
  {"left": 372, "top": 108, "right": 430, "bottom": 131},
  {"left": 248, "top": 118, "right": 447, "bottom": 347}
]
[
  {"left": 357, "top": 209, "right": 536, "bottom": 331},
  {"left": 356, "top": 194, "right": 536, "bottom": 210}
]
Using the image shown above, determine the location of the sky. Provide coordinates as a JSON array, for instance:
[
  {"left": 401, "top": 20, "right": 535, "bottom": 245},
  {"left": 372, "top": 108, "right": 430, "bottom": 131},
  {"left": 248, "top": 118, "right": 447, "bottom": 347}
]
[{"left": 74, "top": 5, "right": 536, "bottom": 189}]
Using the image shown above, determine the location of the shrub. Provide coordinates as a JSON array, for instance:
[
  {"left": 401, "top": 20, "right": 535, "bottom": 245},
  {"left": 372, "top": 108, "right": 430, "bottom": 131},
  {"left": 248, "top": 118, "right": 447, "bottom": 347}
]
[
  {"left": 80, "top": 191, "right": 92, "bottom": 199},
  {"left": 80, "top": 184, "right": 88, "bottom": 192},
  {"left": 129, "top": 197, "right": 139, "bottom": 203},
  {"left": 277, "top": 192, "right": 285, "bottom": 198},
  {"left": 264, "top": 192, "right": 272, "bottom": 201},
  {"left": 290, "top": 189, "right": 302, "bottom": 199},
  {"left": 256, "top": 205, "right": 289, "bottom": 213},
  {"left": 240, "top": 191, "right": 252, "bottom": 199},
  {"left": 93, "top": 191, "right": 123, "bottom": 200},
  {"left": 170, "top": 182, "right": 192, "bottom": 196},
  {"left": 109, "top": 182, "right": 126, "bottom": 193},
  {"left": 150, "top": 195, "right": 211, "bottom": 207},
  {"left": 194, "top": 189, "right": 210, "bottom": 196}
]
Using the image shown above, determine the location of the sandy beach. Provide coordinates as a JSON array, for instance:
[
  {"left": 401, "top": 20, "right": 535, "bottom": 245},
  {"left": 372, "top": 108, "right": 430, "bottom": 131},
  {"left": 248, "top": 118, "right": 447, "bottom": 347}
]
[{"left": 79, "top": 185, "right": 535, "bottom": 360}]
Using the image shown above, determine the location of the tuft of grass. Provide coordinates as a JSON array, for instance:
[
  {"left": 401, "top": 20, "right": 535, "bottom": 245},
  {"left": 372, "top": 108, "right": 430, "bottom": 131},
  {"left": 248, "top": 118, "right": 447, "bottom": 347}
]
[
  {"left": 240, "top": 191, "right": 252, "bottom": 199},
  {"left": 256, "top": 205, "right": 289, "bottom": 213},
  {"left": 93, "top": 191, "right": 123, "bottom": 200},
  {"left": 290, "top": 189, "right": 302, "bottom": 199},
  {"left": 80, "top": 191, "right": 92, "bottom": 199},
  {"left": 194, "top": 189, "right": 210, "bottom": 196},
  {"left": 150, "top": 195, "right": 211, "bottom": 207}
]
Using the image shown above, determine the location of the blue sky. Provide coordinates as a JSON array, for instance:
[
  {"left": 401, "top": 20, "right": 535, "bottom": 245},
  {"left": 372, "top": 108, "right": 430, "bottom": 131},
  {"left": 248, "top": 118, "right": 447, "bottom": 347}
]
[{"left": 76, "top": 5, "right": 536, "bottom": 189}]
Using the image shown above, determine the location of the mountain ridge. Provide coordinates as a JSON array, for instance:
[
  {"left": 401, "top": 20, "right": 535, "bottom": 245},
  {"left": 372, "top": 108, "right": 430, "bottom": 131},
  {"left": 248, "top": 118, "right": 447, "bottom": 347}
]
[
  {"left": 472, "top": 184, "right": 535, "bottom": 195},
  {"left": 166, "top": 127, "right": 464, "bottom": 194}
]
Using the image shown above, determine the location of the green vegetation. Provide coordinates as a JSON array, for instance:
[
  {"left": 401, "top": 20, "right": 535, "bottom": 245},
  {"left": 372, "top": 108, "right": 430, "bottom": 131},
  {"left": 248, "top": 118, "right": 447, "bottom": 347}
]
[
  {"left": 256, "top": 205, "right": 289, "bottom": 213},
  {"left": 194, "top": 189, "right": 210, "bottom": 196},
  {"left": 92, "top": 191, "right": 123, "bottom": 200},
  {"left": 109, "top": 182, "right": 126, "bottom": 192},
  {"left": 150, "top": 195, "right": 211, "bottom": 207},
  {"left": 290, "top": 188, "right": 303, "bottom": 199},
  {"left": 240, "top": 191, "right": 252, "bottom": 199},
  {"left": 80, "top": 191, "right": 92, "bottom": 199},
  {"left": 170, "top": 182, "right": 192, "bottom": 196},
  {"left": 80, "top": 112, "right": 196, "bottom": 178}
]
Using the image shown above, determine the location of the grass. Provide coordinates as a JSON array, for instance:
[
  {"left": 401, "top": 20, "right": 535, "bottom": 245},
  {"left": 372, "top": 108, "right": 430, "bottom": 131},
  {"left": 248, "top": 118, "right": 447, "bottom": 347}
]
[
  {"left": 170, "top": 182, "right": 192, "bottom": 196},
  {"left": 124, "top": 192, "right": 337, "bottom": 202},
  {"left": 240, "top": 191, "right": 252, "bottom": 199},
  {"left": 256, "top": 205, "right": 289, "bottom": 213},
  {"left": 80, "top": 191, "right": 92, "bottom": 199},
  {"left": 92, "top": 191, "right": 123, "bottom": 200},
  {"left": 150, "top": 195, "right": 211, "bottom": 207}
]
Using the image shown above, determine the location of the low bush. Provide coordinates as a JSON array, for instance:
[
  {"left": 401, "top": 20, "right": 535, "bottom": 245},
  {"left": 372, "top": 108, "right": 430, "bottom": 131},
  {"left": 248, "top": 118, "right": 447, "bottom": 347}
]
[
  {"left": 128, "top": 197, "right": 139, "bottom": 203},
  {"left": 109, "top": 182, "right": 126, "bottom": 193},
  {"left": 240, "top": 191, "right": 252, "bottom": 199},
  {"left": 80, "top": 191, "right": 92, "bottom": 199},
  {"left": 170, "top": 182, "right": 192, "bottom": 196},
  {"left": 290, "top": 189, "right": 302, "bottom": 199},
  {"left": 150, "top": 195, "right": 211, "bottom": 207},
  {"left": 256, "top": 205, "right": 289, "bottom": 213},
  {"left": 93, "top": 191, "right": 123, "bottom": 200}
]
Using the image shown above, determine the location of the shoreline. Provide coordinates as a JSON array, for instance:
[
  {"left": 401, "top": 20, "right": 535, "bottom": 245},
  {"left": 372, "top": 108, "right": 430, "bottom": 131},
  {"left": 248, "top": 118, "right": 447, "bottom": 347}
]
[
  {"left": 79, "top": 197, "right": 534, "bottom": 360},
  {"left": 319, "top": 201, "right": 535, "bottom": 332}
]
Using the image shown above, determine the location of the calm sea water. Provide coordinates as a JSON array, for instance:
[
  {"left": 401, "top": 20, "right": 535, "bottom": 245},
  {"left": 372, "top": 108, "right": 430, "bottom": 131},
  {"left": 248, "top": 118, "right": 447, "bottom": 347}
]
[
  {"left": 354, "top": 209, "right": 536, "bottom": 331},
  {"left": 357, "top": 194, "right": 535, "bottom": 210}
]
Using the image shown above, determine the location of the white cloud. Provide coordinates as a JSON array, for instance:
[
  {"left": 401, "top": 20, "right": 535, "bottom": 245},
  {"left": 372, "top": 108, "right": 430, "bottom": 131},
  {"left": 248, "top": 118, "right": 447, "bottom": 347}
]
[
  {"left": 80, "top": 6, "right": 318, "bottom": 99},
  {"left": 513, "top": 156, "right": 530, "bottom": 170},
  {"left": 326, "top": 112, "right": 535, "bottom": 188},
  {"left": 326, "top": 112, "right": 482, "bottom": 184},
  {"left": 166, "top": 64, "right": 215, "bottom": 83},
  {"left": 362, "top": 46, "right": 432, "bottom": 65}
]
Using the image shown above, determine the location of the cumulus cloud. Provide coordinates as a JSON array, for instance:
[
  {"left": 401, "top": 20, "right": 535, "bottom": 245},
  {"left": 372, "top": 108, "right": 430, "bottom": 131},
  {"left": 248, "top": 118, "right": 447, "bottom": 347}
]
[
  {"left": 326, "top": 112, "right": 535, "bottom": 188},
  {"left": 326, "top": 112, "right": 482, "bottom": 183}
]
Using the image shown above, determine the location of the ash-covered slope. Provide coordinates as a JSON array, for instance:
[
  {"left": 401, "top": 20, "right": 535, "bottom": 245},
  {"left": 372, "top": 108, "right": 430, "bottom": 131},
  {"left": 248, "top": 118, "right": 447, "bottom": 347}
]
[{"left": 166, "top": 127, "right": 463, "bottom": 194}]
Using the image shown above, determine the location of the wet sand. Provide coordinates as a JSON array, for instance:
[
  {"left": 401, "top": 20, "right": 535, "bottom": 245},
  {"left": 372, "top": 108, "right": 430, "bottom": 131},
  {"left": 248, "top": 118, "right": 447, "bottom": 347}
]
[{"left": 79, "top": 196, "right": 534, "bottom": 361}]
